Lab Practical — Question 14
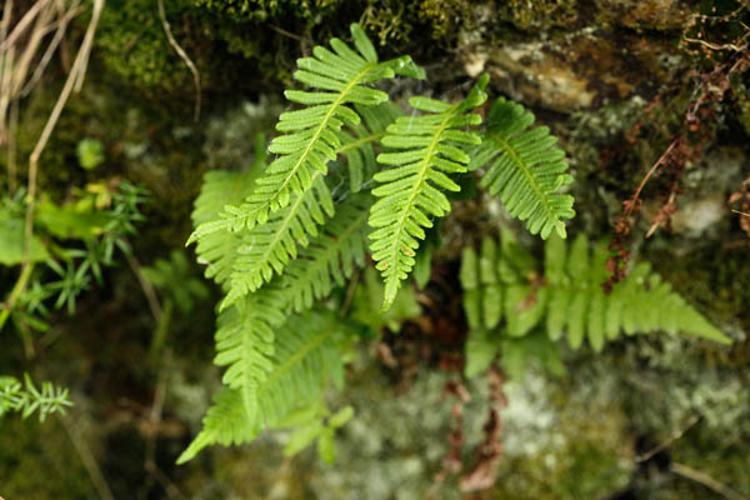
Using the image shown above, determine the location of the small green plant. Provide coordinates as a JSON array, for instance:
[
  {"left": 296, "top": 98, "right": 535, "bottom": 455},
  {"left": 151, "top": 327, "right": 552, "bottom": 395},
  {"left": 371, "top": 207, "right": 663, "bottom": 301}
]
[
  {"left": 0, "top": 374, "right": 72, "bottom": 422},
  {"left": 1, "top": 180, "right": 147, "bottom": 424},
  {"left": 183, "top": 23, "right": 728, "bottom": 463}
]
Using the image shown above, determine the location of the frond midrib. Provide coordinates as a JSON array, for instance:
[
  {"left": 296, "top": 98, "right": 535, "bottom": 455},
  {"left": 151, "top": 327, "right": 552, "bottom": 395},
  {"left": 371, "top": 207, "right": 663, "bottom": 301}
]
[
  {"left": 340, "top": 131, "right": 385, "bottom": 154},
  {"left": 243, "top": 170, "right": 324, "bottom": 281},
  {"left": 386, "top": 103, "right": 460, "bottom": 280}
]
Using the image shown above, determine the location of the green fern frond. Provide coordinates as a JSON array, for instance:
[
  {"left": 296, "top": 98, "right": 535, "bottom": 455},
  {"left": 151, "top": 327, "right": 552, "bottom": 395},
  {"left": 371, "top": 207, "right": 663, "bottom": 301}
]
[
  {"left": 470, "top": 98, "right": 575, "bottom": 239},
  {"left": 190, "top": 169, "right": 259, "bottom": 287},
  {"left": 544, "top": 235, "right": 730, "bottom": 349},
  {"left": 369, "top": 75, "right": 489, "bottom": 308},
  {"left": 213, "top": 294, "right": 285, "bottom": 423},
  {"left": 274, "top": 193, "right": 371, "bottom": 313},
  {"left": 220, "top": 103, "right": 400, "bottom": 304},
  {"left": 461, "top": 233, "right": 729, "bottom": 357},
  {"left": 178, "top": 311, "right": 347, "bottom": 463},
  {"left": 189, "top": 24, "right": 423, "bottom": 243},
  {"left": 222, "top": 174, "right": 334, "bottom": 307}
]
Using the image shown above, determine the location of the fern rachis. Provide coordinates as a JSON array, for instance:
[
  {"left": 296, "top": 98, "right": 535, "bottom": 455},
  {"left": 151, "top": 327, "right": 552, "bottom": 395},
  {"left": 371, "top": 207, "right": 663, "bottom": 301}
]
[{"left": 369, "top": 75, "right": 489, "bottom": 307}]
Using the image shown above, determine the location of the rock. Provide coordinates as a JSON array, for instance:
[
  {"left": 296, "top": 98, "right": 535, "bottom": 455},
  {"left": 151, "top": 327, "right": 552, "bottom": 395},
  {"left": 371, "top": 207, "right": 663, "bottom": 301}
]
[{"left": 476, "top": 31, "right": 682, "bottom": 112}]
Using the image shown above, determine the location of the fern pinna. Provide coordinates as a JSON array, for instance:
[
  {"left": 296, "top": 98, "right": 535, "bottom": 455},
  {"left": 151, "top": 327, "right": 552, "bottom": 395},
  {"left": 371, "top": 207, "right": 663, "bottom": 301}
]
[
  {"left": 369, "top": 75, "right": 489, "bottom": 308},
  {"left": 469, "top": 98, "right": 575, "bottom": 239},
  {"left": 460, "top": 231, "right": 729, "bottom": 376}
]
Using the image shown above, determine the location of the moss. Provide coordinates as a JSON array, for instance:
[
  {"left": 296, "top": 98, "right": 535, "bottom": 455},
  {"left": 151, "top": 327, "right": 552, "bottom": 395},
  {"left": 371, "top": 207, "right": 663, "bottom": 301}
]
[
  {"left": 0, "top": 418, "right": 93, "bottom": 498},
  {"left": 96, "top": 0, "right": 203, "bottom": 93},
  {"left": 497, "top": 0, "right": 580, "bottom": 31},
  {"left": 192, "top": 0, "right": 343, "bottom": 22},
  {"left": 417, "top": 0, "right": 472, "bottom": 40}
]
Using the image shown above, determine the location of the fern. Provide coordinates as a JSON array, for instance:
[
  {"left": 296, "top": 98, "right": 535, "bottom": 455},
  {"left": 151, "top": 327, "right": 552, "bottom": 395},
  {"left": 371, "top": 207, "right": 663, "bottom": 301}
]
[
  {"left": 461, "top": 232, "right": 729, "bottom": 366},
  {"left": 222, "top": 175, "right": 335, "bottom": 307},
  {"left": 470, "top": 98, "right": 575, "bottom": 239},
  {"left": 369, "top": 75, "right": 489, "bottom": 308},
  {"left": 178, "top": 311, "right": 348, "bottom": 463},
  {"left": 542, "top": 235, "right": 730, "bottom": 349},
  {"left": 221, "top": 102, "right": 399, "bottom": 306},
  {"left": 189, "top": 24, "right": 423, "bottom": 243},
  {"left": 213, "top": 293, "right": 285, "bottom": 424},
  {"left": 271, "top": 193, "right": 372, "bottom": 313}
]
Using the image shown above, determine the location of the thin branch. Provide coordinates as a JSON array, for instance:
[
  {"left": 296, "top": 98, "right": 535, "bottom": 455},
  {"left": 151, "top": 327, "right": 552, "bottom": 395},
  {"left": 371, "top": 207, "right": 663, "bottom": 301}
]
[
  {"left": 671, "top": 462, "right": 748, "bottom": 500},
  {"left": 635, "top": 415, "right": 700, "bottom": 463},
  {"left": 125, "top": 253, "right": 163, "bottom": 322},
  {"left": 157, "top": 0, "right": 201, "bottom": 122},
  {"left": 0, "top": 0, "right": 48, "bottom": 54},
  {"left": 20, "top": 2, "right": 84, "bottom": 96},
  {"left": 625, "top": 139, "right": 679, "bottom": 216},
  {"left": 21, "top": 0, "right": 104, "bottom": 309}
]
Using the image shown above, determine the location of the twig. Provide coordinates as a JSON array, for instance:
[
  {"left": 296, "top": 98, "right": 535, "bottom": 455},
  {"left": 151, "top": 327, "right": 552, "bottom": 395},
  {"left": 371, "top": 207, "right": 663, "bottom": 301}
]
[
  {"left": 0, "top": 0, "right": 48, "bottom": 54},
  {"left": 635, "top": 415, "right": 700, "bottom": 463},
  {"left": 671, "top": 462, "right": 748, "bottom": 500},
  {"left": 625, "top": 139, "right": 680, "bottom": 216},
  {"left": 7, "top": 99, "right": 18, "bottom": 191},
  {"left": 157, "top": 0, "right": 201, "bottom": 122},
  {"left": 20, "top": 2, "right": 84, "bottom": 96},
  {"left": 59, "top": 412, "right": 116, "bottom": 500}
]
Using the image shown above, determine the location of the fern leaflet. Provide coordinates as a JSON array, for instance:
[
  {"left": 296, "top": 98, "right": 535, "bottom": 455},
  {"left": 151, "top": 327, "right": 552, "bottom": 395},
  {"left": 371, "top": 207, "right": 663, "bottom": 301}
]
[
  {"left": 461, "top": 233, "right": 730, "bottom": 359},
  {"left": 369, "top": 75, "right": 489, "bottom": 308},
  {"left": 222, "top": 174, "right": 334, "bottom": 308},
  {"left": 470, "top": 98, "right": 575, "bottom": 239},
  {"left": 214, "top": 294, "right": 285, "bottom": 424},
  {"left": 178, "top": 311, "right": 347, "bottom": 463}
]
